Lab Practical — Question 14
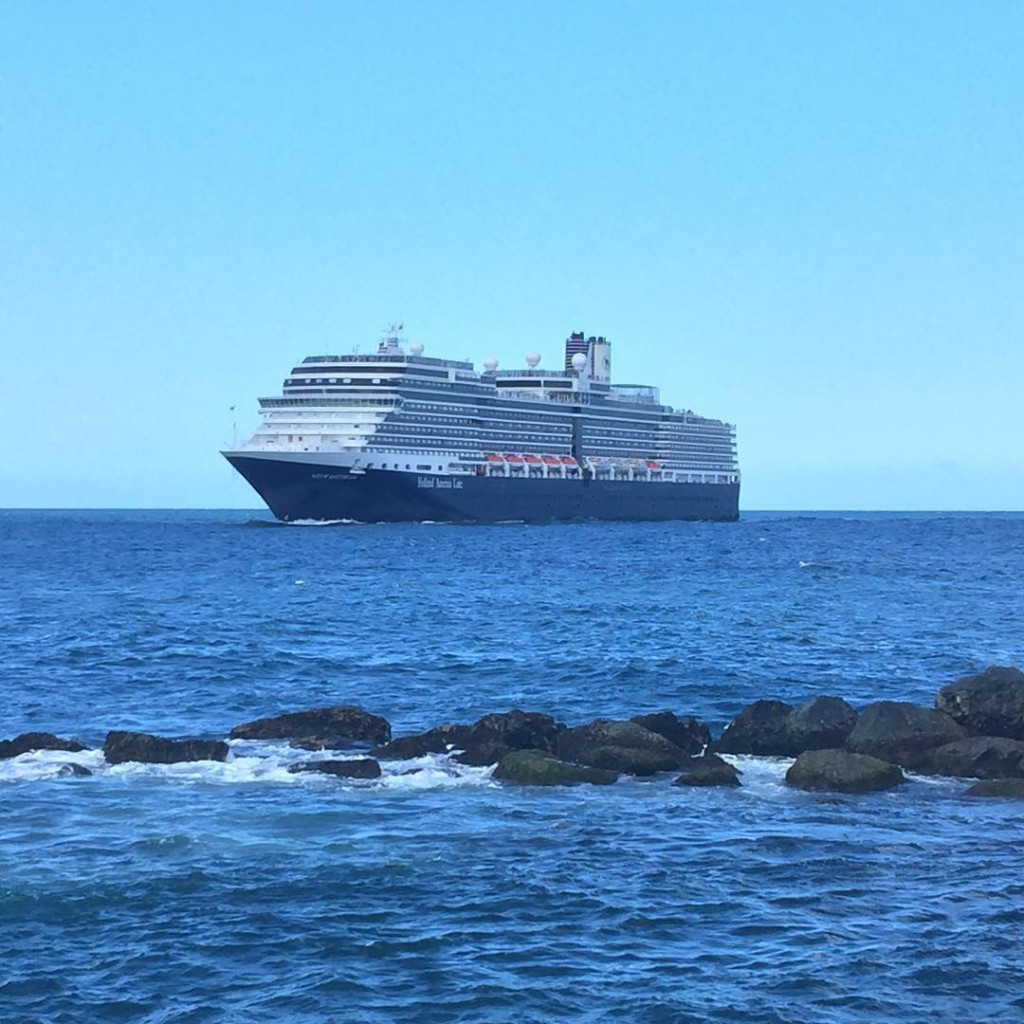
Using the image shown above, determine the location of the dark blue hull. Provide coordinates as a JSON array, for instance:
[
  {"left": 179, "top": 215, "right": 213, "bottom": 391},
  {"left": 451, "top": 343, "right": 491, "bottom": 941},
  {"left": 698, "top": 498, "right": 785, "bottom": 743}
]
[{"left": 225, "top": 455, "right": 740, "bottom": 523}]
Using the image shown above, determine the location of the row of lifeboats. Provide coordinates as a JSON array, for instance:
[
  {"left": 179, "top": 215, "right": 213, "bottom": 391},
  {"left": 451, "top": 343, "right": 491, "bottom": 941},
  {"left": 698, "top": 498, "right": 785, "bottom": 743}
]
[
  {"left": 483, "top": 453, "right": 578, "bottom": 466},
  {"left": 482, "top": 453, "right": 663, "bottom": 470}
]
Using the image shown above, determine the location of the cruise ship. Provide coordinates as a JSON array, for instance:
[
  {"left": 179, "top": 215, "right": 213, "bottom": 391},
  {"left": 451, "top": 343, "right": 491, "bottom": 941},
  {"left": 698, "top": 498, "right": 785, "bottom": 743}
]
[{"left": 223, "top": 327, "right": 740, "bottom": 522}]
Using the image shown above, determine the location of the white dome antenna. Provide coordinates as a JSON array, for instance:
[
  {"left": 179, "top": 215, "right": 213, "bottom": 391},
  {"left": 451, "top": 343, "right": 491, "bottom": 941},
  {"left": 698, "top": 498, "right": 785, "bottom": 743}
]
[
  {"left": 525, "top": 352, "right": 541, "bottom": 368},
  {"left": 571, "top": 352, "right": 587, "bottom": 372},
  {"left": 483, "top": 357, "right": 498, "bottom": 372},
  {"left": 409, "top": 341, "right": 424, "bottom": 356}
]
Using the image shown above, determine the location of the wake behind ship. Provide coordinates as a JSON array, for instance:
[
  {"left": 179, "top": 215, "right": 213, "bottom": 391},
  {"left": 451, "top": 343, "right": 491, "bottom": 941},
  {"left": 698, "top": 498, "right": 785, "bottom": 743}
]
[{"left": 223, "top": 328, "right": 740, "bottom": 523}]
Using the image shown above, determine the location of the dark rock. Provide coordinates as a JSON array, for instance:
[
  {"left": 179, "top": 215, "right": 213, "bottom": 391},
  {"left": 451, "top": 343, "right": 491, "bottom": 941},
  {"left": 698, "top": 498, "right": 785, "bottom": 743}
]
[
  {"left": 0, "top": 733, "right": 87, "bottom": 760},
  {"left": 55, "top": 763, "right": 92, "bottom": 778},
  {"left": 714, "top": 700, "right": 794, "bottom": 755},
  {"left": 631, "top": 711, "right": 710, "bottom": 756},
  {"left": 492, "top": 749, "right": 618, "bottom": 786},
  {"left": 915, "top": 737, "right": 1024, "bottom": 779},
  {"left": 288, "top": 758, "right": 381, "bottom": 779},
  {"left": 103, "top": 731, "right": 229, "bottom": 765},
  {"left": 452, "top": 710, "right": 566, "bottom": 766},
  {"left": 845, "top": 701, "right": 966, "bottom": 768},
  {"left": 674, "top": 752, "right": 741, "bottom": 787},
  {"left": 229, "top": 707, "right": 391, "bottom": 748},
  {"left": 936, "top": 666, "right": 1024, "bottom": 740},
  {"left": 786, "top": 749, "right": 905, "bottom": 793},
  {"left": 786, "top": 696, "right": 859, "bottom": 753},
  {"left": 965, "top": 778, "right": 1024, "bottom": 799},
  {"left": 556, "top": 720, "right": 686, "bottom": 775},
  {"left": 375, "top": 724, "right": 473, "bottom": 760},
  {"left": 714, "top": 697, "right": 858, "bottom": 757}
]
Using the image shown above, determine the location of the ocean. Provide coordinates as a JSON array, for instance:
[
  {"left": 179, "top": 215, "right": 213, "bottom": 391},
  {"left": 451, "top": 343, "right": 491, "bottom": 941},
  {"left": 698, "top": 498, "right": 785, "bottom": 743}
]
[{"left": 2, "top": 510, "right": 1023, "bottom": 1023}]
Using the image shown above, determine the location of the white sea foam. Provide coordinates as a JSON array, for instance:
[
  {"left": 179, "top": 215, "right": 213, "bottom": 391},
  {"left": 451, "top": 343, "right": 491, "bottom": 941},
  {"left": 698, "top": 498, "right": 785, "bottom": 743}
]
[
  {"left": 0, "top": 747, "right": 105, "bottom": 782},
  {"left": 286, "top": 518, "right": 363, "bottom": 527}
]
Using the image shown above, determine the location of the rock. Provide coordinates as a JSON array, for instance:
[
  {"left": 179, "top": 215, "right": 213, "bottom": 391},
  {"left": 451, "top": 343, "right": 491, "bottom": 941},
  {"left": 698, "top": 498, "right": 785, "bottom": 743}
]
[
  {"left": 630, "top": 711, "right": 710, "bottom": 756},
  {"left": 786, "top": 696, "right": 859, "bottom": 753},
  {"left": 786, "top": 749, "right": 905, "bottom": 793},
  {"left": 965, "top": 778, "right": 1024, "bottom": 799},
  {"left": 55, "top": 763, "right": 92, "bottom": 778},
  {"left": 289, "top": 758, "right": 382, "bottom": 779},
  {"left": 492, "top": 749, "right": 618, "bottom": 786},
  {"left": 0, "top": 733, "right": 87, "bottom": 760},
  {"left": 229, "top": 707, "right": 391, "bottom": 748},
  {"left": 103, "top": 731, "right": 229, "bottom": 765},
  {"left": 556, "top": 720, "right": 686, "bottom": 775},
  {"left": 373, "top": 724, "right": 473, "bottom": 760},
  {"left": 915, "top": 737, "right": 1024, "bottom": 779},
  {"left": 713, "top": 700, "right": 794, "bottom": 755},
  {"left": 674, "top": 752, "right": 741, "bottom": 787},
  {"left": 845, "top": 701, "right": 966, "bottom": 768},
  {"left": 714, "top": 697, "right": 858, "bottom": 756},
  {"left": 452, "top": 710, "right": 566, "bottom": 766},
  {"left": 935, "top": 666, "right": 1024, "bottom": 741}
]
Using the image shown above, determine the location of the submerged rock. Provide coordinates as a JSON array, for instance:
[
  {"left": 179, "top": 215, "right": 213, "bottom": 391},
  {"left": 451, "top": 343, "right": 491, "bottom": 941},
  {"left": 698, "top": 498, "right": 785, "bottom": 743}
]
[
  {"left": 0, "top": 733, "right": 87, "bottom": 760},
  {"left": 965, "top": 778, "right": 1024, "bottom": 799},
  {"left": 714, "top": 696, "right": 858, "bottom": 757},
  {"left": 229, "top": 707, "right": 391, "bottom": 748},
  {"left": 630, "top": 711, "right": 710, "bottom": 756},
  {"left": 288, "top": 758, "right": 382, "bottom": 779},
  {"left": 935, "top": 666, "right": 1024, "bottom": 741},
  {"left": 845, "top": 701, "right": 965, "bottom": 768},
  {"left": 674, "top": 752, "right": 741, "bottom": 787},
  {"left": 916, "top": 736, "right": 1024, "bottom": 779},
  {"left": 492, "top": 749, "right": 618, "bottom": 786},
  {"left": 556, "top": 720, "right": 686, "bottom": 775},
  {"left": 786, "top": 749, "right": 904, "bottom": 793},
  {"left": 54, "top": 762, "right": 92, "bottom": 778},
  {"left": 103, "top": 731, "right": 228, "bottom": 765}
]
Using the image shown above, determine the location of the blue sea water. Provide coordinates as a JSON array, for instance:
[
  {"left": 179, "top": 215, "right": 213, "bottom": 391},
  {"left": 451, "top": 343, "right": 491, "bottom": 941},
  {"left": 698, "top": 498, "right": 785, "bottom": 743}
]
[{"left": 2, "top": 509, "right": 1023, "bottom": 1024}]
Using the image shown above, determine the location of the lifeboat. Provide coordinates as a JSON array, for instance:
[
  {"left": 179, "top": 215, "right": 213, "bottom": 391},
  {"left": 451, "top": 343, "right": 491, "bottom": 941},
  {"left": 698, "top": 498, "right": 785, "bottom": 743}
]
[
  {"left": 523, "top": 454, "right": 543, "bottom": 465},
  {"left": 646, "top": 460, "right": 661, "bottom": 470},
  {"left": 541, "top": 455, "right": 561, "bottom": 465},
  {"left": 559, "top": 456, "right": 578, "bottom": 465},
  {"left": 484, "top": 453, "right": 503, "bottom": 462},
  {"left": 504, "top": 454, "right": 523, "bottom": 463}
]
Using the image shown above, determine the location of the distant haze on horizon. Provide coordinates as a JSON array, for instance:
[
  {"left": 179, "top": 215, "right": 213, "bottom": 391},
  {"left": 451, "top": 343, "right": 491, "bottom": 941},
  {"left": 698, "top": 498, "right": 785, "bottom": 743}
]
[{"left": 1, "top": 1, "right": 1021, "bottom": 512}]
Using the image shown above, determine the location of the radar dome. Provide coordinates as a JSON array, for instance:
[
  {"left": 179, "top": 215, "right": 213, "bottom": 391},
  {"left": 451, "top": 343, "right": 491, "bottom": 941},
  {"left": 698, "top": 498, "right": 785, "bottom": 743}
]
[
  {"left": 571, "top": 352, "right": 588, "bottom": 371},
  {"left": 483, "top": 357, "right": 498, "bottom": 372},
  {"left": 409, "top": 341, "right": 424, "bottom": 356},
  {"left": 525, "top": 352, "right": 541, "bottom": 368}
]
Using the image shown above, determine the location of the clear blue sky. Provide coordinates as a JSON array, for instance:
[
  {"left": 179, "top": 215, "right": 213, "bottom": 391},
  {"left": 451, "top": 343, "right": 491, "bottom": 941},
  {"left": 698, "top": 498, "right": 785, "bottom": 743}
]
[{"left": 1, "top": 1, "right": 1021, "bottom": 510}]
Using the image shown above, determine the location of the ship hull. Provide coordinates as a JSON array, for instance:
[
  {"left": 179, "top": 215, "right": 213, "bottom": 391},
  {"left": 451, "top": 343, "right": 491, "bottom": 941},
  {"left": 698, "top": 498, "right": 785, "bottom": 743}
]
[{"left": 225, "top": 454, "right": 740, "bottom": 523}]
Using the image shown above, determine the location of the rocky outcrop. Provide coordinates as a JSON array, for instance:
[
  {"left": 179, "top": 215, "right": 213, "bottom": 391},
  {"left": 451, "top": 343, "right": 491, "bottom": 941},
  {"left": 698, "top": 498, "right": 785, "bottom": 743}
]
[
  {"left": 915, "top": 737, "right": 1024, "bottom": 779},
  {"left": 229, "top": 707, "right": 391, "bottom": 748},
  {"left": 288, "top": 758, "right": 382, "bottom": 779},
  {"left": 674, "top": 752, "right": 741, "bottom": 787},
  {"left": 0, "top": 733, "right": 87, "bottom": 759},
  {"left": 556, "top": 720, "right": 686, "bottom": 776},
  {"left": 103, "top": 731, "right": 228, "bottom": 765},
  {"left": 845, "top": 701, "right": 965, "bottom": 768},
  {"left": 714, "top": 697, "right": 857, "bottom": 757},
  {"left": 935, "top": 666, "right": 1024, "bottom": 740},
  {"left": 965, "top": 778, "right": 1024, "bottom": 799},
  {"left": 373, "top": 724, "right": 473, "bottom": 760},
  {"left": 493, "top": 749, "right": 619, "bottom": 786},
  {"left": 451, "top": 710, "right": 566, "bottom": 767},
  {"left": 713, "top": 700, "right": 794, "bottom": 754},
  {"left": 630, "top": 712, "right": 709, "bottom": 756},
  {"left": 786, "top": 696, "right": 859, "bottom": 752},
  {"left": 786, "top": 749, "right": 904, "bottom": 793},
  {"left": 55, "top": 762, "right": 92, "bottom": 778}
]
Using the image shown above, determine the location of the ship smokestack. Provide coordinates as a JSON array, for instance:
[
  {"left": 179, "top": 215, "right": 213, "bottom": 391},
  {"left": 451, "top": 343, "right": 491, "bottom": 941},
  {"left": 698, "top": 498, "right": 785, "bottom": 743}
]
[{"left": 564, "top": 331, "right": 588, "bottom": 373}]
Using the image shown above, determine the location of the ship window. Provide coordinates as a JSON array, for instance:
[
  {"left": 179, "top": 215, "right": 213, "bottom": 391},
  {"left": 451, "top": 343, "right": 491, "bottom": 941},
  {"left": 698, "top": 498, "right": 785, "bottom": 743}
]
[{"left": 417, "top": 464, "right": 431, "bottom": 470}]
